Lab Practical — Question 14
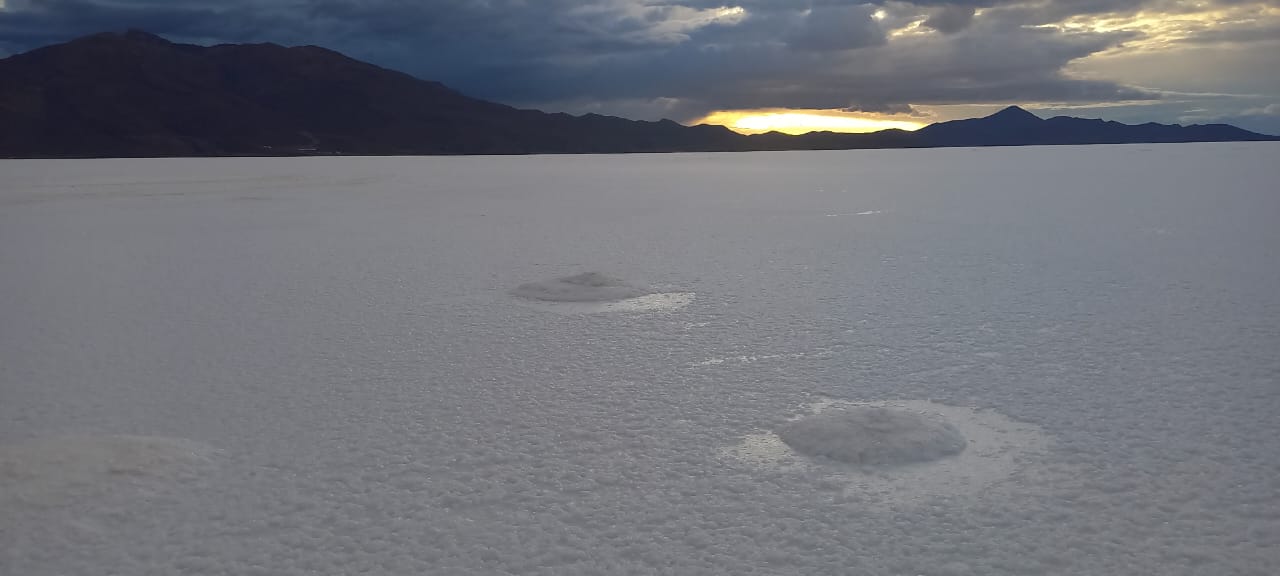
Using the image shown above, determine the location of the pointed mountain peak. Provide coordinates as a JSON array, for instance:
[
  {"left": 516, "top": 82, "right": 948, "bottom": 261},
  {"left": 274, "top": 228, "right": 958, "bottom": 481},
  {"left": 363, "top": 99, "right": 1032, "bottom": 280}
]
[{"left": 989, "top": 105, "right": 1041, "bottom": 121}]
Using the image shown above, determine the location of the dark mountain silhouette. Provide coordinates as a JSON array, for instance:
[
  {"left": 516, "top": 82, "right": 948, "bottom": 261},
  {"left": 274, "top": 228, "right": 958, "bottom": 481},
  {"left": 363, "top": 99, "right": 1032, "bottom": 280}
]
[
  {"left": 914, "top": 104, "right": 1270, "bottom": 147},
  {"left": 1, "top": 31, "right": 1275, "bottom": 158},
  {"left": 0, "top": 30, "right": 741, "bottom": 157}
]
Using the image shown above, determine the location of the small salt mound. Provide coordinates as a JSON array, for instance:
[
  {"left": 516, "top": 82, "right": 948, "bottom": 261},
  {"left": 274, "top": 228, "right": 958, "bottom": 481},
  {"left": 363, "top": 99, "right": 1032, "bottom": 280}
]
[
  {"left": 0, "top": 435, "right": 218, "bottom": 508},
  {"left": 511, "top": 272, "right": 655, "bottom": 303},
  {"left": 777, "top": 407, "right": 966, "bottom": 466}
]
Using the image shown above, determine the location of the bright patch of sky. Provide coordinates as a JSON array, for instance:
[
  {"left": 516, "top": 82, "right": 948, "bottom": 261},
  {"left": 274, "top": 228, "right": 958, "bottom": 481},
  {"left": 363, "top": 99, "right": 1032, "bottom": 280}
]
[{"left": 696, "top": 109, "right": 926, "bottom": 134}]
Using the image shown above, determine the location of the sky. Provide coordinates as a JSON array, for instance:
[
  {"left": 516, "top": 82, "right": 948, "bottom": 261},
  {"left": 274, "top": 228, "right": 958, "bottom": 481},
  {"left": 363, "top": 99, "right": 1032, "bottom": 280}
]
[{"left": 1, "top": 0, "right": 1278, "bottom": 135}]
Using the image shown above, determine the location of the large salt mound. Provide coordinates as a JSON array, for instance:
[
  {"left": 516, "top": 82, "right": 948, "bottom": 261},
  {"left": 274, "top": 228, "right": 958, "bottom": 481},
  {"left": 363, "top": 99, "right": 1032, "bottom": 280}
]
[
  {"left": 727, "top": 400, "right": 1049, "bottom": 505},
  {"left": 511, "top": 272, "right": 655, "bottom": 302},
  {"left": 777, "top": 406, "right": 966, "bottom": 466}
]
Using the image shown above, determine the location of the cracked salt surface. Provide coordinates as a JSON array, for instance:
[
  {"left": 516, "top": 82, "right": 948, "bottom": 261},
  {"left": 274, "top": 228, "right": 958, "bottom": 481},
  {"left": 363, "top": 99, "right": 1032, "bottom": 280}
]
[{"left": 2, "top": 144, "right": 1279, "bottom": 575}]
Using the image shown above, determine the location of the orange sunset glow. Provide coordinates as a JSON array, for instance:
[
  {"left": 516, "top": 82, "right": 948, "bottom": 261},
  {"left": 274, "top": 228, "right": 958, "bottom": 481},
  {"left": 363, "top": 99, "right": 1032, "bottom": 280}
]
[{"left": 695, "top": 109, "right": 928, "bottom": 135}]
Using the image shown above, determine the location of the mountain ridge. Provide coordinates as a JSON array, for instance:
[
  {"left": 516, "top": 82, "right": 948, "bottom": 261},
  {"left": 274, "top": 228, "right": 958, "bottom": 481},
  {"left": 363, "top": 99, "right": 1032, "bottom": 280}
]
[{"left": 1, "top": 31, "right": 1275, "bottom": 158}]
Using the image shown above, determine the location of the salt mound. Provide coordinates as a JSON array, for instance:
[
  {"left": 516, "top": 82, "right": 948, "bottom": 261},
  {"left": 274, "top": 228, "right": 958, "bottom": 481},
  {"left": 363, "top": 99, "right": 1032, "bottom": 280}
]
[
  {"left": 727, "top": 400, "right": 1049, "bottom": 505},
  {"left": 511, "top": 272, "right": 655, "bottom": 303},
  {"left": 777, "top": 407, "right": 966, "bottom": 466},
  {"left": 0, "top": 435, "right": 219, "bottom": 507}
]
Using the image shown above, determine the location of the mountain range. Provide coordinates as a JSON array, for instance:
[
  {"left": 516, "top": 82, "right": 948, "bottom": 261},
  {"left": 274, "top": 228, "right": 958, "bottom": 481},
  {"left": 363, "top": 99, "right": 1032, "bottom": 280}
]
[{"left": 1, "top": 30, "right": 1275, "bottom": 158}]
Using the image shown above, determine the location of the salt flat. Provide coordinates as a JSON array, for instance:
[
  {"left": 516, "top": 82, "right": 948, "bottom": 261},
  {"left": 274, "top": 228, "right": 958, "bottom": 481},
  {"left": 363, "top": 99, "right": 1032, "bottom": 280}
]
[{"left": 2, "top": 143, "right": 1278, "bottom": 575}]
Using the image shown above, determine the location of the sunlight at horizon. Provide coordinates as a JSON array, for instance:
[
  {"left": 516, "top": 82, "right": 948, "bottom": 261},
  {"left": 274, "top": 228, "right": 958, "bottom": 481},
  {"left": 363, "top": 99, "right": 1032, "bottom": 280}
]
[{"left": 694, "top": 109, "right": 927, "bottom": 135}]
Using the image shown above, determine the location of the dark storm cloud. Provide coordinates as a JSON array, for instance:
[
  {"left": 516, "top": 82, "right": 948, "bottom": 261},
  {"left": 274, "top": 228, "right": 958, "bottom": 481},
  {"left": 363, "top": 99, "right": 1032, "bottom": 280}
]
[
  {"left": 0, "top": 0, "right": 293, "bottom": 48},
  {"left": 1, "top": 0, "right": 1276, "bottom": 121}
]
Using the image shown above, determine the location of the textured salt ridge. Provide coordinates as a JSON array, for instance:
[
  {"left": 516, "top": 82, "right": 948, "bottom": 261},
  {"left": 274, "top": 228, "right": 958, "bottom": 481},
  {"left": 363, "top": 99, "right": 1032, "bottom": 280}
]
[
  {"left": 510, "top": 272, "right": 655, "bottom": 303},
  {"left": 777, "top": 406, "right": 967, "bottom": 466}
]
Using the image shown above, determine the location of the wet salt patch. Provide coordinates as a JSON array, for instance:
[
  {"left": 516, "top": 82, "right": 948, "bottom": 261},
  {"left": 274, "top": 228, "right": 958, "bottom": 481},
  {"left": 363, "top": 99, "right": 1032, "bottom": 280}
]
[
  {"left": 0, "top": 435, "right": 220, "bottom": 508},
  {"left": 726, "top": 399, "right": 1049, "bottom": 504}
]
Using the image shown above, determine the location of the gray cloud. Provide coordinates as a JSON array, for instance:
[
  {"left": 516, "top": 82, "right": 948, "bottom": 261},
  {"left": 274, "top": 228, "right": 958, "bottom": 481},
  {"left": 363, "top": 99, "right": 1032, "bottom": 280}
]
[
  {"left": 923, "top": 5, "right": 977, "bottom": 34},
  {"left": 1, "top": 0, "right": 1276, "bottom": 124},
  {"left": 785, "top": 4, "right": 886, "bottom": 51},
  {"left": 507, "top": 7, "right": 1154, "bottom": 115}
]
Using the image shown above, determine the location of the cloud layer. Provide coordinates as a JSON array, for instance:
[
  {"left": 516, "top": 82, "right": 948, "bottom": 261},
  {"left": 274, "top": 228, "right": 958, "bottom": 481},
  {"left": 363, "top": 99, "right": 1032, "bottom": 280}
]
[{"left": 2, "top": 1, "right": 1277, "bottom": 130}]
